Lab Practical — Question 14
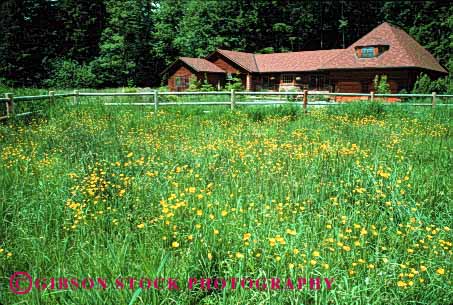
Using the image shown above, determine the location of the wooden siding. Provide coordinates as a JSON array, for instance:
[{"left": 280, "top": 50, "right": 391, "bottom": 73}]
[
  {"left": 168, "top": 66, "right": 195, "bottom": 91},
  {"left": 211, "top": 57, "right": 241, "bottom": 73},
  {"left": 336, "top": 81, "right": 362, "bottom": 93},
  {"left": 207, "top": 53, "right": 250, "bottom": 89},
  {"left": 168, "top": 66, "right": 226, "bottom": 91},
  {"left": 328, "top": 69, "right": 415, "bottom": 93}
]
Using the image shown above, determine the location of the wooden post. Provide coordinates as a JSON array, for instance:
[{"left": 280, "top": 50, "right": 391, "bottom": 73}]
[
  {"left": 230, "top": 89, "right": 235, "bottom": 110},
  {"left": 5, "top": 93, "right": 14, "bottom": 117},
  {"left": 370, "top": 91, "right": 374, "bottom": 102},
  {"left": 49, "top": 91, "right": 55, "bottom": 105},
  {"left": 303, "top": 90, "right": 308, "bottom": 113},
  {"left": 153, "top": 90, "right": 158, "bottom": 114},
  {"left": 73, "top": 90, "right": 79, "bottom": 104},
  {"left": 432, "top": 92, "right": 436, "bottom": 108},
  {"left": 246, "top": 74, "right": 252, "bottom": 91}
]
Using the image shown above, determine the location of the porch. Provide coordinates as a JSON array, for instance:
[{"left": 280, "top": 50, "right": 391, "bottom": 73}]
[{"left": 250, "top": 73, "right": 332, "bottom": 92}]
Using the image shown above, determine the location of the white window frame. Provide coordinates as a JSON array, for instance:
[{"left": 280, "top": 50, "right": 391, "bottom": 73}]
[{"left": 281, "top": 74, "right": 294, "bottom": 84}]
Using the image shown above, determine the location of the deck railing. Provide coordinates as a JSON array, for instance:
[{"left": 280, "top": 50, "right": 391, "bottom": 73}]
[{"left": 1, "top": 90, "right": 452, "bottom": 120}]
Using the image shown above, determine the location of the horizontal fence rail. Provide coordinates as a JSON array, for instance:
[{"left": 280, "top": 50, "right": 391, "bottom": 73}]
[{"left": 1, "top": 89, "right": 452, "bottom": 121}]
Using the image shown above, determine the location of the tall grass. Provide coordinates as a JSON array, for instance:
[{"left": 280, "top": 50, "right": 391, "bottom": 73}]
[{"left": 0, "top": 99, "right": 452, "bottom": 304}]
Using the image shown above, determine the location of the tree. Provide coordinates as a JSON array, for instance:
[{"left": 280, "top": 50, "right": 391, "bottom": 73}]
[
  {"left": 56, "top": 0, "right": 106, "bottom": 63},
  {"left": 91, "top": 0, "right": 156, "bottom": 87},
  {"left": 0, "top": 0, "right": 61, "bottom": 86}
]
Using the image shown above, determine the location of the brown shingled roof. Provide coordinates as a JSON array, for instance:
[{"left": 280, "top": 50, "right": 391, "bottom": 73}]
[
  {"left": 215, "top": 49, "right": 342, "bottom": 73},
  {"left": 179, "top": 57, "right": 226, "bottom": 73},
  {"left": 321, "top": 22, "right": 448, "bottom": 73},
  {"left": 216, "top": 49, "right": 259, "bottom": 72},
  {"left": 255, "top": 49, "right": 342, "bottom": 72}
]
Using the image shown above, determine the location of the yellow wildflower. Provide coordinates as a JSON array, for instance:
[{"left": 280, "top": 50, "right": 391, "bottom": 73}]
[{"left": 286, "top": 229, "right": 297, "bottom": 236}]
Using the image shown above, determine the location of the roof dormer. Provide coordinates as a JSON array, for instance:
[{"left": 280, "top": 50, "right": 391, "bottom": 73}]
[{"left": 355, "top": 45, "right": 389, "bottom": 58}]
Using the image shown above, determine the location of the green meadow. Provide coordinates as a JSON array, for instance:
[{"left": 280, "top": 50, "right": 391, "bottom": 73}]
[{"left": 0, "top": 100, "right": 452, "bottom": 304}]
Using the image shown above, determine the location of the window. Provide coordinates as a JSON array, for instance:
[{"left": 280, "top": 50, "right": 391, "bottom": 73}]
[
  {"left": 281, "top": 74, "right": 294, "bottom": 84},
  {"left": 175, "top": 76, "right": 189, "bottom": 90},
  {"left": 357, "top": 45, "right": 389, "bottom": 58},
  {"left": 227, "top": 73, "right": 232, "bottom": 80},
  {"left": 262, "top": 75, "right": 278, "bottom": 90},
  {"left": 308, "top": 75, "right": 326, "bottom": 90},
  {"left": 361, "top": 47, "right": 375, "bottom": 58}
]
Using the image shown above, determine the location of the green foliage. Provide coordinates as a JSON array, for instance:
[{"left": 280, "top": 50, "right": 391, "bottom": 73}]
[
  {"left": 412, "top": 73, "right": 434, "bottom": 93},
  {"left": 200, "top": 79, "right": 216, "bottom": 92},
  {"left": 187, "top": 75, "right": 200, "bottom": 91},
  {"left": 284, "top": 88, "right": 300, "bottom": 102},
  {"left": 225, "top": 76, "right": 244, "bottom": 91},
  {"left": 44, "top": 58, "right": 97, "bottom": 89},
  {"left": 373, "top": 74, "right": 391, "bottom": 94},
  {"left": 122, "top": 87, "right": 138, "bottom": 93},
  {"left": 157, "top": 86, "right": 169, "bottom": 92},
  {"left": 0, "top": 77, "right": 14, "bottom": 88},
  {"left": 186, "top": 75, "right": 216, "bottom": 92},
  {"left": 328, "top": 101, "right": 386, "bottom": 118},
  {"left": 244, "top": 104, "right": 300, "bottom": 121},
  {"left": 258, "top": 47, "right": 275, "bottom": 54},
  {"left": 412, "top": 73, "right": 453, "bottom": 94}
]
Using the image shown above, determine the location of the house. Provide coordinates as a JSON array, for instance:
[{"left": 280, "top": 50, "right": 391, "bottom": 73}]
[{"left": 162, "top": 22, "right": 448, "bottom": 93}]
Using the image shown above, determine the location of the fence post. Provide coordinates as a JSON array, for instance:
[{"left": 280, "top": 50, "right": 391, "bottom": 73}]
[
  {"left": 5, "top": 93, "right": 14, "bottom": 117},
  {"left": 303, "top": 90, "right": 308, "bottom": 113},
  {"left": 432, "top": 92, "right": 436, "bottom": 108},
  {"left": 370, "top": 91, "right": 374, "bottom": 102},
  {"left": 153, "top": 90, "right": 158, "bottom": 114},
  {"left": 73, "top": 90, "right": 79, "bottom": 104},
  {"left": 230, "top": 89, "right": 235, "bottom": 110},
  {"left": 49, "top": 91, "right": 55, "bottom": 105}
]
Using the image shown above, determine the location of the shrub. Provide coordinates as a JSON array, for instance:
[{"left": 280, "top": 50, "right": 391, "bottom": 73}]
[
  {"left": 122, "top": 87, "right": 137, "bottom": 93},
  {"left": 187, "top": 75, "right": 200, "bottom": 91},
  {"left": 0, "top": 77, "right": 14, "bottom": 88},
  {"left": 412, "top": 73, "right": 453, "bottom": 94},
  {"left": 373, "top": 74, "right": 391, "bottom": 94},
  {"left": 200, "top": 79, "right": 216, "bottom": 92},
  {"left": 412, "top": 73, "right": 435, "bottom": 93},
  {"left": 225, "top": 76, "right": 244, "bottom": 91},
  {"left": 44, "top": 58, "right": 97, "bottom": 89},
  {"left": 284, "top": 88, "right": 299, "bottom": 103},
  {"left": 157, "top": 86, "right": 169, "bottom": 92}
]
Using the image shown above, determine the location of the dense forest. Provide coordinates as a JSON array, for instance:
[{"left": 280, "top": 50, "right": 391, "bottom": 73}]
[{"left": 0, "top": 0, "right": 452, "bottom": 91}]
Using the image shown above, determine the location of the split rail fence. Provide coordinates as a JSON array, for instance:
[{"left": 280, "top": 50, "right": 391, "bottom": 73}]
[{"left": 1, "top": 90, "right": 453, "bottom": 121}]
